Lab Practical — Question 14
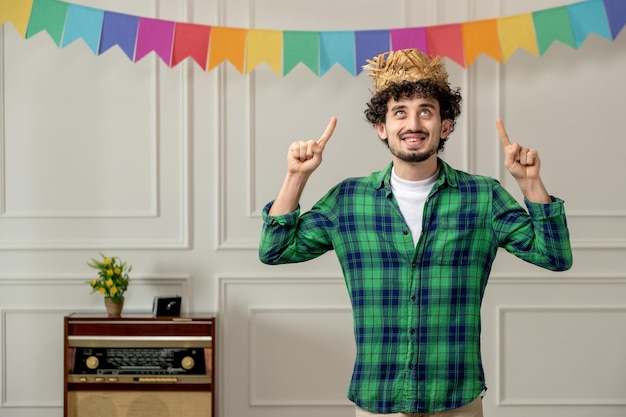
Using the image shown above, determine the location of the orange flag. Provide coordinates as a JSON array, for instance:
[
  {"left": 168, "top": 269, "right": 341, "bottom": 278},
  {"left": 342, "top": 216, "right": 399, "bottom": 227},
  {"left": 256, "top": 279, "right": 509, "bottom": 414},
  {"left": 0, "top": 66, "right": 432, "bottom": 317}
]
[
  {"left": 497, "top": 13, "right": 538, "bottom": 61},
  {"left": 246, "top": 29, "right": 283, "bottom": 75},
  {"left": 462, "top": 19, "right": 502, "bottom": 66},
  {"left": 0, "top": 0, "right": 34, "bottom": 37},
  {"left": 208, "top": 26, "right": 247, "bottom": 73}
]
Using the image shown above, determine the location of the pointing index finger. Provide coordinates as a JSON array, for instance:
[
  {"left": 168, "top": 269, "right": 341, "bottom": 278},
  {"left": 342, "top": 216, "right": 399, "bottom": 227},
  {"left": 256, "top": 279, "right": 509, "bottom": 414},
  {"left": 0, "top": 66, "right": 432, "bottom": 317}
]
[
  {"left": 496, "top": 118, "right": 512, "bottom": 148},
  {"left": 317, "top": 116, "right": 337, "bottom": 147}
]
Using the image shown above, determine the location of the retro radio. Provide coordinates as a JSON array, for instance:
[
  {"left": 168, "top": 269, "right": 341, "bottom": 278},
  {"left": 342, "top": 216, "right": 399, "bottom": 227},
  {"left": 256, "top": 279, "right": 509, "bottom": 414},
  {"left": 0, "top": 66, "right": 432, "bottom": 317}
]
[{"left": 64, "top": 313, "right": 216, "bottom": 417}]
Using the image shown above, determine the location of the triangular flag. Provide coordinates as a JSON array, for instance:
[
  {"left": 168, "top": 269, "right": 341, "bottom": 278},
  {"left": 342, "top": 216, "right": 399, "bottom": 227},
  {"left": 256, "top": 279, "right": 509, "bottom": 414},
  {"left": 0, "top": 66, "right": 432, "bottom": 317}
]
[
  {"left": 98, "top": 11, "right": 139, "bottom": 61},
  {"left": 207, "top": 26, "right": 247, "bottom": 73},
  {"left": 246, "top": 29, "right": 283, "bottom": 75},
  {"left": 319, "top": 31, "right": 356, "bottom": 76},
  {"left": 355, "top": 29, "right": 390, "bottom": 75},
  {"left": 135, "top": 17, "right": 175, "bottom": 65},
  {"left": 61, "top": 4, "right": 104, "bottom": 54},
  {"left": 25, "top": 0, "right": 69, "bottom": 46},
  {"left": 0, "top": 0, "right": 34, "bottom": 38},
  {"left": 533, "top": 6, "right": 576, "bottom": 55},
  {"left": 603, "top": 0, "right": 626, "bottom": 39},
  {"left": 171, "top": 23, "right": 211, "bottom": 68},
  {"left": 390, "top": 27, "right": 428, "bottom": 53},
  {"left": 426, "top": 23, "right": 465, "bottom": 67},
  {"left": 283, "top": 31, "right": 319, "bottom": 76},
  {"left": 497, "top": 13, "right": 538, "bottom": 61},
  {"left": 568, "top": 0, "right": 612, "bottom": 47},
  {"left": 462, "top": 18, "right": 502, "bottom": 66}
]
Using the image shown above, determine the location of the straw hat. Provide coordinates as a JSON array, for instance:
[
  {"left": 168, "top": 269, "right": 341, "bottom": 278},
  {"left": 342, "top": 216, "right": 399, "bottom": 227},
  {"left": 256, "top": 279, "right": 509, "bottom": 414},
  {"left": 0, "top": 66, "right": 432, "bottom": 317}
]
[{"left": 362, "top": 49, "right": 449, "bottom": 92}]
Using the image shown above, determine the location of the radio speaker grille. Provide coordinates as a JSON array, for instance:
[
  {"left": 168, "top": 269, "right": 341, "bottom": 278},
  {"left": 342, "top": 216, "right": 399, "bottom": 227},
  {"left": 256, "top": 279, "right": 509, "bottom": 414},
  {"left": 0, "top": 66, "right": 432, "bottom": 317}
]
[{"left": 67, "top": 391, "right": 212, "bottom": 417}]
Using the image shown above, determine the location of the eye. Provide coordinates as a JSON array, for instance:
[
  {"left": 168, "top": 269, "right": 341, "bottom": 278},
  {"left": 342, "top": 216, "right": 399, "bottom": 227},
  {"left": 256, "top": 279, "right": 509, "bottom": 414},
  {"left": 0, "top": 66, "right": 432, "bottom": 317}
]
[{"left": 394, "top": 109, "right": 406, "bottom": 116}]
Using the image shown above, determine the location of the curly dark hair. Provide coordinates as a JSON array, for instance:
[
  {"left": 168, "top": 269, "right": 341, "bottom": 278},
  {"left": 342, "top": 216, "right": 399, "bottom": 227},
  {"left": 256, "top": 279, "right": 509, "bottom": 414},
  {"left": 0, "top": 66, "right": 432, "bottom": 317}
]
[{"left": 364, "top": 79, "right": 462, "bottom": 152}]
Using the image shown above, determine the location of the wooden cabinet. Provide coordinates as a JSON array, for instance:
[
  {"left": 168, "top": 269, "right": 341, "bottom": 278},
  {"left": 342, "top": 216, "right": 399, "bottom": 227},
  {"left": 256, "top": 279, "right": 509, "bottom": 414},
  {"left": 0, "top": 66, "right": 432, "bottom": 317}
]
[{"left": 64, "top": 313, "right": 216, "bottom": 417}]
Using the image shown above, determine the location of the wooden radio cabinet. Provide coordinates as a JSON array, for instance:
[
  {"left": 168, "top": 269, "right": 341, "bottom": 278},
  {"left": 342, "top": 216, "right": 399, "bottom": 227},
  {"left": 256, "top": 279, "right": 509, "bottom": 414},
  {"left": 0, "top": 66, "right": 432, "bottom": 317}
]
[{"left": 64, "top": 313, "right": 216, "bottom": 417}]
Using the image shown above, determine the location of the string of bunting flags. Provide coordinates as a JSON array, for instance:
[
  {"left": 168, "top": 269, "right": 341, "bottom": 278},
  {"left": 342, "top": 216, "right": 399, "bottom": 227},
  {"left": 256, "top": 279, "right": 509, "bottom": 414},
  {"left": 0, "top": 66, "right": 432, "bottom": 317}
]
[{"left": 1, "top": 0, "right": 625, "bottom": 76}]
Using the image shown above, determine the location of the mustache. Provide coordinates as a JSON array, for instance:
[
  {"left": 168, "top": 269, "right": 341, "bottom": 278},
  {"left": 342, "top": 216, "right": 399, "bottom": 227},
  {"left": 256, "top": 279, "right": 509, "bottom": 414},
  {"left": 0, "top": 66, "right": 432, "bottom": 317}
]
[{"left": 400, "top": 129, "right": 429, "bottom": 139}]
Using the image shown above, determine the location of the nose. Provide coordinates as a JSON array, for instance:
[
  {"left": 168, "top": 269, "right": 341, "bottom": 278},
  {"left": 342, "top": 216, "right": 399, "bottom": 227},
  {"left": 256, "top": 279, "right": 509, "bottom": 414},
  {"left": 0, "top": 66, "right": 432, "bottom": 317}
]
[{"left": 407, "top": 113, "right": 422, "bottom": 131}]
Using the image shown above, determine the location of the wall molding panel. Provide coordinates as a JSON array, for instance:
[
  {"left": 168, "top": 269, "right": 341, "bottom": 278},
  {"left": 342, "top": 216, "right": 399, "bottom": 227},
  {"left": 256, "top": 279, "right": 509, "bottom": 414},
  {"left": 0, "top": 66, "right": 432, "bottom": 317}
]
[
  {"left": 495, "top": 305, "right": 626, "bottom": 407},
  {"left": 0, "top": 2, "right": 191, "bottom": 251},
  {"left": 248, "top": 306, "right": 353, "bottom": 406},
  {"left": 218, "top": 275, "right": 354, "bottom": 417}
]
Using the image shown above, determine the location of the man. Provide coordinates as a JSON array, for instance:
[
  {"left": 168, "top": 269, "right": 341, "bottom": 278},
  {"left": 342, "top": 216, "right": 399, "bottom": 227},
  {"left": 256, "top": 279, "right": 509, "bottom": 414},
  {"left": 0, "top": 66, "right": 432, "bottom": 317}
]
[{"left": 259, "top": 49, "right": 572, "bottom": 416}]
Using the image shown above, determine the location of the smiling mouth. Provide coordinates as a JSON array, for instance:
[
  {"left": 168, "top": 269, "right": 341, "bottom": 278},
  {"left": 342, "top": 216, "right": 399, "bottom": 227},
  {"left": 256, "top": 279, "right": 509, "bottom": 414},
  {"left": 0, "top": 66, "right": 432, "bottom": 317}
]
[
  {"left": 401, "top": 131, "right": 428, "bottom": 142},
  {"left": 403, "top": 137, "right": 424, "bottom": 142}
]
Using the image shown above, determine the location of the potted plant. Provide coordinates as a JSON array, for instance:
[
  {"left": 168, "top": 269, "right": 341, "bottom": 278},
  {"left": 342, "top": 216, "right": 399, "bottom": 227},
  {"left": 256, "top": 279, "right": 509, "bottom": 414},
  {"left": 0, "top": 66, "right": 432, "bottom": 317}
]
[{"left": 88, "top": 253, "right": 132, "bottom": 316}]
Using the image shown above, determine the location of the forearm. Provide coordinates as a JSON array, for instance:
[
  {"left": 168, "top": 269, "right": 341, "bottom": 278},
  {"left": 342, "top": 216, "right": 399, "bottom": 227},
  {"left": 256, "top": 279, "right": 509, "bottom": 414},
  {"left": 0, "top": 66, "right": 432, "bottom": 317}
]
[
  {"left": 517, "top": 177, "right": 552, "bottom": 204},
  {"left": 268, "top": 172, "right": 311, "bottom": 215}
]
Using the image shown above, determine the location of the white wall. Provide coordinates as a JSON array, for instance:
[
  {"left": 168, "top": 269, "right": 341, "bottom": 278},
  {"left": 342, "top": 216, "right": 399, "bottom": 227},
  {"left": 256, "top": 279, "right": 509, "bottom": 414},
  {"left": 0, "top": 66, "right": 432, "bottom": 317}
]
[{"left": 1, "top": 0, "right": 625, "bottom": 416}]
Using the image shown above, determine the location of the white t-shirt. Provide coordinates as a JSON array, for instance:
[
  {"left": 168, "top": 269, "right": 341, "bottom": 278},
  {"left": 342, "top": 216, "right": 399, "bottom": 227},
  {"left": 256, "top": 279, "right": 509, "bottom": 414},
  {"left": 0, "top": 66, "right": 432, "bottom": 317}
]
[{"left": 390, "top": 168, "right": 438, "bottom": 247}]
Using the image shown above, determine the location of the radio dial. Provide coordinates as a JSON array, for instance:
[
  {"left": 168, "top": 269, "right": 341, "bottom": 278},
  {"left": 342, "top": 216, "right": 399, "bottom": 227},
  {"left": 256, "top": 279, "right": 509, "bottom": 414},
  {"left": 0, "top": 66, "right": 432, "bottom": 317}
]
[
  {"left": 181, "top": 356, "right": 195, "bottom": 370},
  {"left": 86, "top": 356, "right": 99, "bottom": 369}
]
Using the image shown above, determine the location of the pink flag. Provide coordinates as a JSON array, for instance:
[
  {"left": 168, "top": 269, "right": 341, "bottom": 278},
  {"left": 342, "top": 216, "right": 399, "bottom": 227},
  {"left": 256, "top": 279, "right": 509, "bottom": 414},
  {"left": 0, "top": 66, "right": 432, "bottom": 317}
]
[
  {"left": 390, "top": 27, "right": 427, "bottom": 53},
  {"left": 135, "top": 17, "right": 175, "bottom": 65}
]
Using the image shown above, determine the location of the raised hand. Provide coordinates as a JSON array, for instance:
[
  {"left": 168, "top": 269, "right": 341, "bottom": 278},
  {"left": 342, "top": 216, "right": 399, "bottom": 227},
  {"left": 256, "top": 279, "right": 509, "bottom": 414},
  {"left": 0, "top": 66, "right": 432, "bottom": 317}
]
[
  {"left": 269, "top": 117, "right": 338, "bottom": 215},
  {"left": 286, "top": 117, "right": 337, "bottom": 176},
  {"left": 496, "top": 118, "right": 551, "bottom": 203},
  {"left": 497, "top": 118, "right": 541, "bottom": 181}
]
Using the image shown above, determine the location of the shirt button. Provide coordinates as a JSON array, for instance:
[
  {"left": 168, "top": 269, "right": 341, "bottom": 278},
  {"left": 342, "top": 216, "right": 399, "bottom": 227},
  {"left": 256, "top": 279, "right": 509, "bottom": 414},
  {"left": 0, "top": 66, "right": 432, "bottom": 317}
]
[
  {"left": 410, "top": 329, "right": 415, "bottom": 335},
  {"left": 411, "top": 295, "right": 416, "bottom": 302},
  {"left": 411, "top": 262, "right": 417, "bottom": 268},
  {"left": 408, "top": 364, "right": 414, "bottom": 370},
  {"left": 403, "top": 230, "right": 409, "bottom": 235}
]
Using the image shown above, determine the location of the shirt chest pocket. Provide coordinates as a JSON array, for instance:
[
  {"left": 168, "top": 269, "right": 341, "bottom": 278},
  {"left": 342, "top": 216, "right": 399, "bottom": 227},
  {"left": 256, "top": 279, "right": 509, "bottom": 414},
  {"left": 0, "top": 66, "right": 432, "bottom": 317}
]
[{"left": 429, "top": 217, "right": 491, "bottom": 266}]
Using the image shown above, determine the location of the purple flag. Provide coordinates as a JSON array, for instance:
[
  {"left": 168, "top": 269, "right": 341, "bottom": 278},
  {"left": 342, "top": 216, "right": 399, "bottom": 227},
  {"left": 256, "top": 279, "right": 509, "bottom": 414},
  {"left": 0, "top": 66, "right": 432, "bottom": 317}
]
[
  {"left": 135, "top": 17, "right": 175, "bottom": 65},
  {"left": 603, "top": 0, "right": 626, "bottom": 39},
  {"left": 390, "top": 27, "right": 428, "bottom": 53},
  {"left": 355, "top": 30, "right": 390, "bottom": 75},
  {"left": 99, "top": 12, "right": 139, "bottom": 61}
]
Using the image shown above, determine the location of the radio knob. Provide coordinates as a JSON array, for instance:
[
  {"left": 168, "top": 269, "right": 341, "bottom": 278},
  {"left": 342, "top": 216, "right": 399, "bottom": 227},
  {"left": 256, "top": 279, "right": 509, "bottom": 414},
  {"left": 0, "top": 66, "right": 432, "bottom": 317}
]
[
  {"left": 181, "top": 356, "right": 195, "bottom": 370},
  {"left": 86, "top": 356, "right": 99, "bottom": 369}
]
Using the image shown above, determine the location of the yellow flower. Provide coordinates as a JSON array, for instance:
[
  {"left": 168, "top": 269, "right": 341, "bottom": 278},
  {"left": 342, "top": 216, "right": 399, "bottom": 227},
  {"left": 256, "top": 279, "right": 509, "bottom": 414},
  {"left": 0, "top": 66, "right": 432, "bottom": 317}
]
[{"left": 88, "top": 254, "right": 132, "bottom": 299}]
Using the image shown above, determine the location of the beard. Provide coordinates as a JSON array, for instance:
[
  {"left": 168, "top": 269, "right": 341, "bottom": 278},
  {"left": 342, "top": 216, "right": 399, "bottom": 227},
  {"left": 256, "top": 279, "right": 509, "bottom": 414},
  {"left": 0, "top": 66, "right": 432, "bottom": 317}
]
[{"left": 393, "top": 147, "right": 436, "bottom": 163}]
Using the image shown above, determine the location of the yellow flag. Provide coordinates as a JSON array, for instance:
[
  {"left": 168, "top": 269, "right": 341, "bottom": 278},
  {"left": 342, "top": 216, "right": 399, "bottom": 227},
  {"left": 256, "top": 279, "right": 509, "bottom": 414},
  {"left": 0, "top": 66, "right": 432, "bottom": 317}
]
[
  {"left": 246, "top": 29, "right": 283, "bottom": 75},
  {"left": 497, "top": 13, "right": 539, "bottom": 62},
  {"left": 0, "top": 0, "right": 34, "bottom": 37}
]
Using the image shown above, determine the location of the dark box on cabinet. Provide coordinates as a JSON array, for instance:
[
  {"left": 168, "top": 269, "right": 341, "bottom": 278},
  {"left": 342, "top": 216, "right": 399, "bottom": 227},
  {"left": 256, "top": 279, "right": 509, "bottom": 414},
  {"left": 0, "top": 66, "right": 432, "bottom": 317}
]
[{"left": 152, "top": 295, "right": 182, "bottom": 317}]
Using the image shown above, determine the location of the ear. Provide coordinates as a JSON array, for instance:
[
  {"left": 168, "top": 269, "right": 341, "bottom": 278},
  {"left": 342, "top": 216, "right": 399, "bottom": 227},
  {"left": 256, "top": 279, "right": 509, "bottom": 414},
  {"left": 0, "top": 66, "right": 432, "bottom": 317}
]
[
  {"left": 375, "top": 123, "right": 387, "bottom": 141},
  {"left": 441, "top": 119, "right": 453, "bottom": 139}
]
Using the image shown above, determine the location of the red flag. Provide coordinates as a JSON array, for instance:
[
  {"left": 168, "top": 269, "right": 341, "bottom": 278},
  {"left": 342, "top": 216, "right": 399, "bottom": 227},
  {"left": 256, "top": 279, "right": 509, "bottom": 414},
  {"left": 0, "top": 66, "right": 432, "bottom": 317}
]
[
  {"left": 172, "top": 23, "right": 211, "bottom": 68},
  {"left": 426, "top": 24, "right": 465, "bottom": 67}
]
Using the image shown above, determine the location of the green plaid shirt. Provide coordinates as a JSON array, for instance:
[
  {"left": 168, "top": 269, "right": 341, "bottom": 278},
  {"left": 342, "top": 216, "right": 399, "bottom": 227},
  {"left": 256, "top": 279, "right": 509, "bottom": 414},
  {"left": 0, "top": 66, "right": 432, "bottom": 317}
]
[{"left": 259, "top": 159, "right": 572, "bottom": 414}]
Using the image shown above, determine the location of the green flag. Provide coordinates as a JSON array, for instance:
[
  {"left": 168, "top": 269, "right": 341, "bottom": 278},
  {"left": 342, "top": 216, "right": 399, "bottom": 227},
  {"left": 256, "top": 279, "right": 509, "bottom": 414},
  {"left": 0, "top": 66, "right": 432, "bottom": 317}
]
[
  {"left": 283, "top": 31, "right": 319, "bottom": 76},
  {"left": 26, "top": 0, "right": 69, "bottom": 46},
  {"left": 533, "top": 6, "right": 575, "bottom": 56}
]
